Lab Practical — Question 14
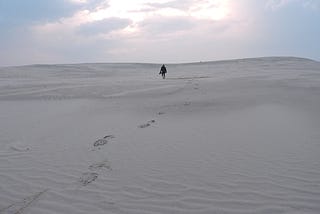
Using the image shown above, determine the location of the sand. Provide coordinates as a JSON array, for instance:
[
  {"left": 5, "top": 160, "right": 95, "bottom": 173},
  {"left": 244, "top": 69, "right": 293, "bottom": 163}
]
[{"left": 1, "top": 57, "right": 320, "bottom": 213}]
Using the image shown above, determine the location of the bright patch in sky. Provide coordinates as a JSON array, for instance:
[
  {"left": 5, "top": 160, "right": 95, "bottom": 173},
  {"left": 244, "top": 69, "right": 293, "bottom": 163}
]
[
  {"left": 189, "top": 1, "right": 231, "bottom": 20},
  {"left": 69, "top": 0, "right": 88, "bottom": 3},
  {"left": 85, "top": 0, "right": 232, "bottom": 37},
  {"left": 89, "top": 0, "right": 231, "bottom": 22}
]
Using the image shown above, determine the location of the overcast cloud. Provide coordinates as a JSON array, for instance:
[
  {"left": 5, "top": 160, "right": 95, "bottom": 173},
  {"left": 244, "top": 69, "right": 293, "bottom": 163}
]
[
  {"left": 77, "top": 17, "right": 132, "bottom": 36},
  {"left": 0, "top": 0, "right": 319, "bottom": 66}
]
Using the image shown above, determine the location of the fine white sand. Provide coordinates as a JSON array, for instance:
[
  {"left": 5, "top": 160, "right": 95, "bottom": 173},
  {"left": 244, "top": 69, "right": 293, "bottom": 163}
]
[{"left": 1, "top": 57, "right": 320, "bottom": 214}]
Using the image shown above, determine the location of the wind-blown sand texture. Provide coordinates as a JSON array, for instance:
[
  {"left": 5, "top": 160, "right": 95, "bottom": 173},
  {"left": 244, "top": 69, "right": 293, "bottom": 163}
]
[{"left": 1, "top": 57, "right": 320, "bottom": 214}]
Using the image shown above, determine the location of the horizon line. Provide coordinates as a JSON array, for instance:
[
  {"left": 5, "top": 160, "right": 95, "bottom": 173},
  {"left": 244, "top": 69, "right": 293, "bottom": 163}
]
[{"left": 1, "top": 56, "right": 319, "bottom": 68}]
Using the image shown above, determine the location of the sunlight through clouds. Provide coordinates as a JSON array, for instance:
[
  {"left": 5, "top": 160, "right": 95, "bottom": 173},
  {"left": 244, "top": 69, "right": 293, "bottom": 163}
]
[
  {"left": 83, "top": 0, "right": 233, "bottom": 36},
  {"left": 189, "top": 0, "right": 231, "bottom": 20},
  {"left": 89, "top": 0, "right": 148, "bottom": 22},
  {"left": 69, "top": 0, "right": 88, "bottom": 3},
  {"left": 88, "top": 0, "right": 232, "bottom": 22}
]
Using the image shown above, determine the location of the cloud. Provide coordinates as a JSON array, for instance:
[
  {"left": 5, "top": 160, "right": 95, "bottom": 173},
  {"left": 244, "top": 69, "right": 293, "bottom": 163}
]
[
  {"left": 144, "top": 0, "right": 232, "bottom": 20},
  {"left": 77, "top": 17, "right": 132, "bottom": 36},
  {"left": 0, "top": 0, "right": 108, "bottom": 28},
  {"left": 0, "top": 20, "right": 124, "bottom": 66},
  {"left": 81, "top": 0, "right": 110, "bottom": 11},
  {"left": 145, "top": 0, "right": 226, "bottom": 11},
  {"left": 0, "top": 0, "right": 256, "bottom": 66},
  {"left": 1, "top": 1, "right": 319, "bottom": 66},
  {"left": 0, "top": 0, "right": 77, "bottom": 27},
  {"left": 138, "top": 16, "right": 195, "bottom": 37},
  {"left": 145, "top": 0, "right": 196, "bottom": 10}
]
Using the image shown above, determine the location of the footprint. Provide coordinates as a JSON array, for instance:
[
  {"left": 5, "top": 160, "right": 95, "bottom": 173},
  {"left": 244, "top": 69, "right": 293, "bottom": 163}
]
[
  {"left": 9, "top": 145, "right": 30, "bottom": 152},
  {"left": 139, "top": 123, "right": 150, "bottom": 128},
  {"left": 8, "top": 141, "right": 30, "bottom": 152},
  {"left": 93, "top": 135, "right": 115, "bottom": 147},
  {"left": 79, "top": 172, "right": 98, "bottom": 186},
  {"left": 138, "top": 120, "right": 155, "bottom": 128},
  {"left": 89, "top": 159, "right": 112, "bottom": 171}
]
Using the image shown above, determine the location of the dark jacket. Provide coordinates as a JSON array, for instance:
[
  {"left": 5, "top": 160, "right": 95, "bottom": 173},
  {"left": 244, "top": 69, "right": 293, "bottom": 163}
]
[{"left": 160, "top": 65, "right": 167, "bottom": 74}]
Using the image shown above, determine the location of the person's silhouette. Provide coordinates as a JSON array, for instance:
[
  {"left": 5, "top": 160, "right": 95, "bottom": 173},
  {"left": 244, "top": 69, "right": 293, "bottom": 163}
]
[{"left": 159, "top": 64, "right": 167, "bottom": 79}]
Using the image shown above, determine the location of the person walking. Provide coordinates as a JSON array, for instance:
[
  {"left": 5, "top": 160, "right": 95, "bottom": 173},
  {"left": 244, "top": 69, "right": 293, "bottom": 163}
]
[{"left": 159, "top": 64, "right": 167, "bottom": 79}]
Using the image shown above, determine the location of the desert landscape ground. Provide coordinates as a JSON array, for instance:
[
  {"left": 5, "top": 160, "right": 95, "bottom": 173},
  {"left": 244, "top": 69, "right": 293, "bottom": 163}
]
[{"left": 1, "top": 57, "right": 320, "bottom": 214}]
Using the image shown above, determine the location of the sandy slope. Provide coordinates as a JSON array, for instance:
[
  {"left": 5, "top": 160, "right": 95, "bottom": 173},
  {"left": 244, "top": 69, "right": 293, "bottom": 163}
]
[{"left": 0, "top": 57, "right": 320, "bottom": 214}]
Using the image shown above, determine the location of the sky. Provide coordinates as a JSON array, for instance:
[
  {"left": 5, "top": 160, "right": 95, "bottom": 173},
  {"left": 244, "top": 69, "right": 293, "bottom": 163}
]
[{"left": 0, "top": 0, "right": 319, "bottom": 66}]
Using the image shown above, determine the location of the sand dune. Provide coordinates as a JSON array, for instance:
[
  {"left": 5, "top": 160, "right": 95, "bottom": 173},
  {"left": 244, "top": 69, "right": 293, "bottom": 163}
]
[{"left": 1, "top": 57, "right": 320, "bottom": 213}]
